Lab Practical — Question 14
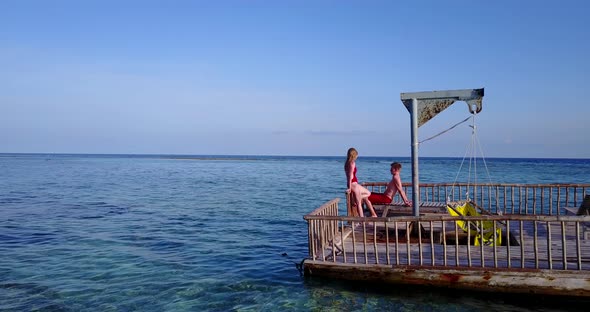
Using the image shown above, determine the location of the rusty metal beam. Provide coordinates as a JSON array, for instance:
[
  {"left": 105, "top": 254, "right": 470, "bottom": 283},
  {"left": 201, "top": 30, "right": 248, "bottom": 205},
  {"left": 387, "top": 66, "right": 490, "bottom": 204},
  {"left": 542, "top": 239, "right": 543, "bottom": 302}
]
[{"left": 400, "top": 88, "right": 484, "bottom": 127}]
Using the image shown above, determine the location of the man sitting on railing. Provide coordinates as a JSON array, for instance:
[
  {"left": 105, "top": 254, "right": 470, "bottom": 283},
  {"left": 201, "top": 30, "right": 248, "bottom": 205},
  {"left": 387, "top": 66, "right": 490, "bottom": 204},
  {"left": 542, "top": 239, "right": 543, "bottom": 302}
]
[{"left": 368, "top": 162, "right": 412, "bottom": 206}]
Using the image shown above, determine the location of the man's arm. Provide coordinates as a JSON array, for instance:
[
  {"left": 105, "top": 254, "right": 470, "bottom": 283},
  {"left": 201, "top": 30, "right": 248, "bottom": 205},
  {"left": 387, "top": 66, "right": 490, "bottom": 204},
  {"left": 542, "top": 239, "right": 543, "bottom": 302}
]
[{"left": 394, "top": 175, "right": 411, "bottom": 206}]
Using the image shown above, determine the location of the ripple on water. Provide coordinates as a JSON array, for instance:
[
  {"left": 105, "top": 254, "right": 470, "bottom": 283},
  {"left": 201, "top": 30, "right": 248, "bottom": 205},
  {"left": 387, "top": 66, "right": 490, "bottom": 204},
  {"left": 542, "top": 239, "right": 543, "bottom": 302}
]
[{"left": 0, "top": 282, "right": 70, "bottom": 311}]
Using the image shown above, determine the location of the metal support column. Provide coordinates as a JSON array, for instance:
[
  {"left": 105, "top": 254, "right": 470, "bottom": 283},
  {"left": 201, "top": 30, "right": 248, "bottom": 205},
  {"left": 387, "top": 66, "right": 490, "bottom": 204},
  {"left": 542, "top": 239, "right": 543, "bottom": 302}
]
[{"left": 411, "top": 98, "right": 420, "bottom": 216}]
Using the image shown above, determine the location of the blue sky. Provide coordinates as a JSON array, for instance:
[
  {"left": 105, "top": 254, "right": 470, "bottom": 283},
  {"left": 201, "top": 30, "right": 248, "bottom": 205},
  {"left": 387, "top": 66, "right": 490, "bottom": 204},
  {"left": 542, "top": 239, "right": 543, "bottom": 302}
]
[{"left": 1, "top": 0, "right": 589, "bottom": 158}]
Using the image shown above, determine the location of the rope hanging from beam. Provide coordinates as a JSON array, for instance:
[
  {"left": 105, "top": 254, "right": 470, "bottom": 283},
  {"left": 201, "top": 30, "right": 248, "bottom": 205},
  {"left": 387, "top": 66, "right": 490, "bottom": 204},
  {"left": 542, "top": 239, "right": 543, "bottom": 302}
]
[{"left": 418, "top": 116, "right": 471, "bottom": 145}]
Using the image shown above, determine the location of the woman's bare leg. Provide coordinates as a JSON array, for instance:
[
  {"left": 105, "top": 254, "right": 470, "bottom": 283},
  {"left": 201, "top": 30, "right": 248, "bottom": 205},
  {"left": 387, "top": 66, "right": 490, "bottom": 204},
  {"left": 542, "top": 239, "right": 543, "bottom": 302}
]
[
  {"left": 355, "top": 191, "right": 364, "bottom": 217},
  {"left": 356, "top": 185, "right": 377, "bottom": 217},
  {"left": 351, "top": 183, "right": 365, "bottom": 217},
  {"left": 363, "top": 198, "right": 377, "bottom": 217}
]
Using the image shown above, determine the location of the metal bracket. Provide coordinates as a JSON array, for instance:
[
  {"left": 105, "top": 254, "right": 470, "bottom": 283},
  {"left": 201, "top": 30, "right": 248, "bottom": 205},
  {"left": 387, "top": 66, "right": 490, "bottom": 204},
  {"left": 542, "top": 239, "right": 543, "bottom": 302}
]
[{"left": 401, "top": 88, "right": 484, "bottom": 127}]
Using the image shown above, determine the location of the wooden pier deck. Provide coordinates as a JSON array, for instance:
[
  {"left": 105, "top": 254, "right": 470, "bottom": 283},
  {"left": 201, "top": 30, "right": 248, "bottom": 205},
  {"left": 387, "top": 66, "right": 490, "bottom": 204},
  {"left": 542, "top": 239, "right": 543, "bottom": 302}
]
[
  {"left": 303, "top": 183, "right": 590, "bottom": 297},
  {"left": 328, "top": 210, "right": 590, "bottom": 271}
]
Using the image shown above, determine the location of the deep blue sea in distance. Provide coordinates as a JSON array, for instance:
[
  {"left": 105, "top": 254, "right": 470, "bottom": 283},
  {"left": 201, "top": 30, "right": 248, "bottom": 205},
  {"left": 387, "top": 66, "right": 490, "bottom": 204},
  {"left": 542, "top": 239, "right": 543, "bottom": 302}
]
[{"left": 1, "top": 153, "right": 589, "bottom": 311}]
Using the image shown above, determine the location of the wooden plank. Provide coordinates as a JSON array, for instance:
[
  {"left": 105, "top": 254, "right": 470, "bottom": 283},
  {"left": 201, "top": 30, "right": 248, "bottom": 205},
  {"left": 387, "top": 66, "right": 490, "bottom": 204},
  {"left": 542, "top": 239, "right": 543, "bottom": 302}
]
[{"left": 303, "top": 260, "right": 590, "bottom": 296}]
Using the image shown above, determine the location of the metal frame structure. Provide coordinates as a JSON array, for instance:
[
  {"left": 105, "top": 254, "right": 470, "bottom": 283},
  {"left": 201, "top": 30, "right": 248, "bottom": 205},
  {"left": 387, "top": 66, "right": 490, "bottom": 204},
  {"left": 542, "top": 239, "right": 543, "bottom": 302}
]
[{"left": 400, "top": 88, "right": 485, "bottom": 216}]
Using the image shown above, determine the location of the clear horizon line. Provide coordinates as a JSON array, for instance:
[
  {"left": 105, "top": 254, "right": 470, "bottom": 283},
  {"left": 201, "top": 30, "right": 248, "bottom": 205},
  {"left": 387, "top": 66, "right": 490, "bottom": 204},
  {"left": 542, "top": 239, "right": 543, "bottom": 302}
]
[{"left": 0, "top": 152, "right": 589, "bottom": 160}]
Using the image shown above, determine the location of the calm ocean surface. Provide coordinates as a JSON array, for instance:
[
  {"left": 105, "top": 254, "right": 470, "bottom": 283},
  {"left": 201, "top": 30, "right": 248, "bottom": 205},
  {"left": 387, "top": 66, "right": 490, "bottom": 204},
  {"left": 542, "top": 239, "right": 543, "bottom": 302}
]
[{"left": 1, "top": 154, "right": 589, "bottom": 311}]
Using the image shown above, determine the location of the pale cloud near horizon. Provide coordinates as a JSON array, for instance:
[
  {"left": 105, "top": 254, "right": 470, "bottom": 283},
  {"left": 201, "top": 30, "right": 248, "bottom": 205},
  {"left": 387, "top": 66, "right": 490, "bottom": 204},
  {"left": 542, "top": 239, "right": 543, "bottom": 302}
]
[{"left": 306, "top": 130, "right": 380, "bottom": 136}]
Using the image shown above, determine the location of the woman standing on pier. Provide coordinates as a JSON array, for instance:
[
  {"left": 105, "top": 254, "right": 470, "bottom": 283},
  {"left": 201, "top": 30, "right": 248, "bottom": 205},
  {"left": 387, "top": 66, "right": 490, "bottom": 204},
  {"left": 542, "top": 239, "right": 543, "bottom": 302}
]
[{"left": 345, "top": 147, "right": 377, "bottom": 217}]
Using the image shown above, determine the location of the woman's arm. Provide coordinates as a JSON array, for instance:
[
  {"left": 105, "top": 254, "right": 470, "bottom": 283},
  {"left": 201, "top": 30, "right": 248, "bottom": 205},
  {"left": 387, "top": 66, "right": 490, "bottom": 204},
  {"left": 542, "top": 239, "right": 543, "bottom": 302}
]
[{"left": 345, "top": 161, "right": 354, "bottom": 191}]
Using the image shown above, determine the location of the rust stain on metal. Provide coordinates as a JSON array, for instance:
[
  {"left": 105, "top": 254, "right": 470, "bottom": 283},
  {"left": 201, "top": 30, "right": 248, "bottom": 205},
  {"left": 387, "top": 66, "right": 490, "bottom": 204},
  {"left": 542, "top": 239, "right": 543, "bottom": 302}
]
[
  {"left": 467, "top": 98, "right": 483, "bottom": 114},
  {"left": 482, "top": 272, "right": 492, "bottom": 281},
  {"left": 418, "top": 99, "right": 455, "bottom": 127},
  {"left": 440, "top": 273, "right": 461, "bottom": 283}
]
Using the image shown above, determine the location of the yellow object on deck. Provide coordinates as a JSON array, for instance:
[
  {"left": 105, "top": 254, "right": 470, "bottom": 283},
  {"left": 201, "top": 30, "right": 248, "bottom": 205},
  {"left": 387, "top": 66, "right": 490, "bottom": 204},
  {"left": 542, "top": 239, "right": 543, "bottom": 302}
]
[{"left": 447, "top": 201, "right": 502, "bottom": 246}]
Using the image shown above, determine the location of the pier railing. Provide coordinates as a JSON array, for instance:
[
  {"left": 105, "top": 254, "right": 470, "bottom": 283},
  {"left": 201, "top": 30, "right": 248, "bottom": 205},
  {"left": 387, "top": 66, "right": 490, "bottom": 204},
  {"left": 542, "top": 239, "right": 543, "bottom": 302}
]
[
  {"left": 304, "top": 210, "right": 590, "bottom": 271},
  {"left": 362, "top": 182, "right": 590, "bottom": 215},
  {"left": 305, "top": 183, "right": 590, "bottom": 272},
  {"left": 305, "top": 198, "right": 340, "bottom": 261}
]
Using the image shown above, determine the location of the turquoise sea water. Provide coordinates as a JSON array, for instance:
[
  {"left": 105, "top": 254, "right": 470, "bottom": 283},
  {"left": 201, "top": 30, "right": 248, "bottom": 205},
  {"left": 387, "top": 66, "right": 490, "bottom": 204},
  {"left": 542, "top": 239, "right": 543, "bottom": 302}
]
[{"left": 1, "top": 154, "right": 589, "bottom": 311}]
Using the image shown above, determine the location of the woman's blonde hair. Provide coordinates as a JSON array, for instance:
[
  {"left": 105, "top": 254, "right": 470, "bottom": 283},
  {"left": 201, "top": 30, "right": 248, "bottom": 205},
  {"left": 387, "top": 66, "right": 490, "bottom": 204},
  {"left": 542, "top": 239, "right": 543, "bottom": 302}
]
[{"left": 346, "top": 147, "right": 358, "bottom": 163}]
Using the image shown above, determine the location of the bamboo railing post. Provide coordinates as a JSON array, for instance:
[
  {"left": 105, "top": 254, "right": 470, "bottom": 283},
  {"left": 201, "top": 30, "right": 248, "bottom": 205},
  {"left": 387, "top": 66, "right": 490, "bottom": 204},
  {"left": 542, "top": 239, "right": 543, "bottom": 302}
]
[
  {"left": 395, "top": 221, "right": 399, "bottom": 265},
  {"left": 308, "top": 221, "right": 315, "bottom": 260},
  {"left": 561, "top": 221, "right": 567, "bottom": 270},
  {"left": 352, "top": 222, "right": 357, "bottom": 264},
  {"left": 385, "top": 220, "right": 390, "bottom": 265},
  {"left": 341, "top": 222, "right": 347, "bottom": 263},
  {"left": 430, "top": 221, "right": 435, "bottom": 266},
  {"left": 547, "top": 222, "right": 552, "bottom": 270},
  {"left": 320, "top": 219, "right": 326, "bottom": 261},
  {"left": 406, "top": 221, "right": 411, "bottom": 265},
  {"left": 442, "top": 220, "right": 447, "bottom": 266},
  {"left": 314, "top": 220, "right": 320, "bottom": 261},
  {"left": 373, "top": 223, "right": 378, "bottom": 265},
  {"left": 493, "top": 220, "right": 498, "bottom": 268},
  {"left": 331, "top": 222, "right": 337, "bottom": 262},
  {"left": 507, "top": 221, "right": 511, "bottom": 268},
  {"left": 467, "top": 220, "right": 472, "bottom": 267},
  {"left": 519, "top": 220, "right": 525, "bottom": 269},
  {"left": 534, "top": 221, "right": 539, "bottom": 269},
  {"left": 480, "top": 220, "right": 485, "bottom": 268},
  {"left": 576, "top": 222, "right": 582, "bottom": 270},
  {"left": 455, "top": 221, "right": 459, "bottom": 266},
  {"left": 418, "top": 220, "right": 423, "bottom": 265},
  {"left": 363, "top": 223, "right": 368, "bottom": 264}
]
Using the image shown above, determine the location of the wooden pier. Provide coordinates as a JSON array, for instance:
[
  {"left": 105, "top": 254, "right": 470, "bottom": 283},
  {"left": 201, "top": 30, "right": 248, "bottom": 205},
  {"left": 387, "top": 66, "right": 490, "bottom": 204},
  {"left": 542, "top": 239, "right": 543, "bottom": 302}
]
[{"left": 303, "top": 183, "right": 590, "bottom": 297}]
